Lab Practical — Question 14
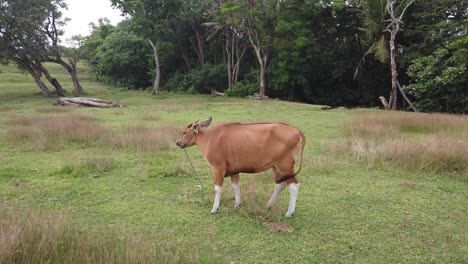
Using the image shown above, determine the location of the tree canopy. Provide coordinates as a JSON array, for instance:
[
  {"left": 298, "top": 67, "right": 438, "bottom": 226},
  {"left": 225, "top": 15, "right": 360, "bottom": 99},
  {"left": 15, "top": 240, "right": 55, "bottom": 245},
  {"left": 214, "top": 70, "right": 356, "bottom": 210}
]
[{"left": 1, "top": 0, "right": 466, "bottom": 113}]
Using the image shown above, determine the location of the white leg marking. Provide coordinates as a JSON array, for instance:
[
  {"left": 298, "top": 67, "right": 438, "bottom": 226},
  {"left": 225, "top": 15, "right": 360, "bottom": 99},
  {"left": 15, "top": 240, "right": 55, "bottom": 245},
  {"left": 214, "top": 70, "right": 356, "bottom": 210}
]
[
  {"left": 267, "top": 182, "right": 286, "bottom": 209},
  {"left": 285, "top": 183, "right": 300, "bottom": 218},
  {"left": 232, "top": 183, "right": 241, "bottom": 208},
  {"left": 211, "top": 185, "right": 223, "bottom": 215}
]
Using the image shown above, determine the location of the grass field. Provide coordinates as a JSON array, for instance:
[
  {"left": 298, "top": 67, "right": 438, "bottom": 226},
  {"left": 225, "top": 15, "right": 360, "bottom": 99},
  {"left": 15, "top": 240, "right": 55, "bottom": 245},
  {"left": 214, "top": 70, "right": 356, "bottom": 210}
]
[{"left": 0, "top": 62, "right": 467, "bottom": 263}]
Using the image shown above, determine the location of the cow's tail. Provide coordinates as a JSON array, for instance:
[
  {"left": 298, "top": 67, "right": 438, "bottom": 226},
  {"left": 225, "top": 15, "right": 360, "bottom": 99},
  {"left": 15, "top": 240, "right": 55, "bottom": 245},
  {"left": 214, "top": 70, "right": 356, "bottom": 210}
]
[{"left": 276, "top": 129, "right": 306, "bottom": 184}]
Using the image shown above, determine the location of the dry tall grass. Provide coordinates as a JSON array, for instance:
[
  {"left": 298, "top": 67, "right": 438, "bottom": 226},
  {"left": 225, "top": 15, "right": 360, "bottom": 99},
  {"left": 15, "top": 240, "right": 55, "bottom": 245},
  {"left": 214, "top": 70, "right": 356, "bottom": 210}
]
[
  {"left": 0, "top": 208, "right": 195, "bottom": 264},
  {"left": 6, "top": 114, "right": 181, "bottom": 153},
  {"left": 141, "top": 112, "right": 161, "bottom": 121},
  {"left": 7, "top": 114, "right": 107, "bottom": 150},
  {"left": 327, "top": 111, "right": 468, "bottom": 177},
  {"left": 35, "top": 105, "right": 74, "bottom": 113},
  {"left": 104, "top": 125, "right": 180, "bottom": 152}
]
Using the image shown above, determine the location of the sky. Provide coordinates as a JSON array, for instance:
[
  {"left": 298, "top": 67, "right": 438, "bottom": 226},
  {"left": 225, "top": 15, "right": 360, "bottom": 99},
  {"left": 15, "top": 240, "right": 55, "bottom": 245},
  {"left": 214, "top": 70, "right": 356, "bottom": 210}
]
[{"left": 61, "top": 0, "right": 125, "bottom": 43}]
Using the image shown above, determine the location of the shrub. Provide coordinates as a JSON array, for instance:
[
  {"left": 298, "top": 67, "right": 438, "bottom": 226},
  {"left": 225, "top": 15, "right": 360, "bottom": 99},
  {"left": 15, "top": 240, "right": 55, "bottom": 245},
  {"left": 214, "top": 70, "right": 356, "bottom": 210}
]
[
  {"left": 403, "top": 48, "right": 467, "bottom": 113},
  {"left": 164, "top": 64, "right": 226, "bottom": 94},
  {"left": 226, "top": 82, "right": 258, "bottom": 97}
]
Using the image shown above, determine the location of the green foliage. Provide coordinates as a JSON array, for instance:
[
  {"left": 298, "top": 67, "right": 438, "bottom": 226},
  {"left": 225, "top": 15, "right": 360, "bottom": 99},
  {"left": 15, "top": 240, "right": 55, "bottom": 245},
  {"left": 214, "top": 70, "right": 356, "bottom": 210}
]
[
  {"left": 0, "top": 0, "right": 50, "bottom": 64},
  {"left": 403, "top": 48, "right": 467, "bottom": 113},
  {"left": 81, "top": 18, "right": 115, "bottom": 63},
  {"left": 164, "top": 64, "right": 226, "bottom": 94}
]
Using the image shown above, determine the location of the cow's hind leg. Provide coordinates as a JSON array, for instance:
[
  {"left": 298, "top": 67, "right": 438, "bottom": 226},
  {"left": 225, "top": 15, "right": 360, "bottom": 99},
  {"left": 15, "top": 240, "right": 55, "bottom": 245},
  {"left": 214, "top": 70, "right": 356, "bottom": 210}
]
[
  {"left": 274, "top": 160, "right": 300, "bottom": 218},
  {"left": 267, "top": 167, "right": 286, "bottom": 209},
  {"left": 231, "top": 174, "right": 241, "bottom": 208},
  {"left": 285, "top": 177, "right": 300, "bottom": 218}
]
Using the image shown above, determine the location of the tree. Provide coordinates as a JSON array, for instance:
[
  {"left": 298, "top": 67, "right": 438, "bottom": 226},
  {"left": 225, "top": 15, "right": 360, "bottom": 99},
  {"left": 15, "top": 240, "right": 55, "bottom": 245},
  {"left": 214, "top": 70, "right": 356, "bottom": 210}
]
[
  {"left": 382, "top": 0, "right": 415, "bottom": 110},
  {"left": 205, "top": 0, "right": 249, "bottom": 90},
  {"left": 226, "top": 0, "right": 283, "bottom": 97},
  {"left": 112, "top": 0, "right": 182, "bottom": 95},
  {"left": 43, "top": 0, "right": 85, "bottom": 96},
  {"left": 81, "top": 18, "right": 116, "bottom": 80},
  {"left": 0, "top": 0, "right": 66, "bottom": 97},
  {"left": 183, "top": 0, "right": 211, "bottom": 67},
  {"left": 355, "top": 0, "right": 415, "bottom": 110}
]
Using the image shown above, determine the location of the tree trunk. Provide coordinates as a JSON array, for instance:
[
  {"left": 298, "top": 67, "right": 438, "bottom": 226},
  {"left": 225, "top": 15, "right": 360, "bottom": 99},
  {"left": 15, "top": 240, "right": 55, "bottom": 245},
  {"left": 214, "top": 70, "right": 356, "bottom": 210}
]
[
  {"left": 52, "top": 58, "right": 84, "bottom": 96},
  {"left": 250, "top": 44, "right": 268, "bottom": 97},
  {"left": 39, "top": 64, "right": 65, "bottom": 96},
  {"left": 26, "top": 66, "right": 52, "bottom": 97},
  {"left": 194, "top": 28, "right": 205, "bottom": 65},
  {"left": 70, "top": 60, "right": 84, "bottom": 96},
  {"left": 397, "top": 81, "right": 418, "bottom": 112},
  {"left": 175, "top": 33, "right": 191, "bottom": 71},
  {"left": 147, "top": 38, "right": 161, "bottom": 95},
  {"left": 388, "top": 31, "right": 398, "bottom": 110},
  {"left": 246, "top": 22, "right": 271, "bottom": 98},
  {"left": 225, "top": 32, "right": 233, "bottom": 89},
  {"left": 384, "top": 0, "right": 414, "bottom": 110},
  {"left": 259, "top": 60, "right": 266, "bottom": 97}
]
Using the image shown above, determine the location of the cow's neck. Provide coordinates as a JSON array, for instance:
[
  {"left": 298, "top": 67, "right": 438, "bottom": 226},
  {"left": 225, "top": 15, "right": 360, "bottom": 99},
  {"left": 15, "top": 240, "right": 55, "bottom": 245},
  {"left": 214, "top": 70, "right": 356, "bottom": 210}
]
[{"left": 194, "top": 130, "right": 210, "bottom": 158}]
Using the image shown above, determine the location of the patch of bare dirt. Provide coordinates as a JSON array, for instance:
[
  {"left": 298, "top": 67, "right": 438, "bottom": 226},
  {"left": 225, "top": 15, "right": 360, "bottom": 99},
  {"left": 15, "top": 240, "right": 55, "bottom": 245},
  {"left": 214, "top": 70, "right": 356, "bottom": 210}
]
[{"left": 262, "top": 221, "right": 294, "bottom": 233}]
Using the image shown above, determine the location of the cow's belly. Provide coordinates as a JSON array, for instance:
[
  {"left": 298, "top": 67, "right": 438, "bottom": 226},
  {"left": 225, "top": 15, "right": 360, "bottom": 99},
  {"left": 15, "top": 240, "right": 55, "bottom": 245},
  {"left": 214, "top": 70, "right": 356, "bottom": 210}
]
[{"left": 224, "top": 155, "right": 274, "bottom": 176}]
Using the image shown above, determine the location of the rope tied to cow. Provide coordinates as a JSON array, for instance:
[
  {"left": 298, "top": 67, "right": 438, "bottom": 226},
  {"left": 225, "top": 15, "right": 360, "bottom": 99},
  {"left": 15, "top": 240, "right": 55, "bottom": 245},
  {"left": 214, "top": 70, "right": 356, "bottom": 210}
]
[{"left": 183, "top": 148, "right": 205, "bottom": 200}]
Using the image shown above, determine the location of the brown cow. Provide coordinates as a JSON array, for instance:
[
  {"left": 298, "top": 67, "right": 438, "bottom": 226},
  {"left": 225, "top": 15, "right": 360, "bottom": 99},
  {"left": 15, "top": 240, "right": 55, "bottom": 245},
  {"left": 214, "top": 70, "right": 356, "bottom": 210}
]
[{"left": 176, "top": 117, "right": 306, "bottom": 217}]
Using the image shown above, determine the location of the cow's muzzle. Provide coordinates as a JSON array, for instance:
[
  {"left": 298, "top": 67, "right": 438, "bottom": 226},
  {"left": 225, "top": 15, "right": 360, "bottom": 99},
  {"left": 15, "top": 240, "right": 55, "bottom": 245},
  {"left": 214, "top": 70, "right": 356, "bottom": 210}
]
[{"left": 176, "top": 142, "right": 186, "bottom": 148}]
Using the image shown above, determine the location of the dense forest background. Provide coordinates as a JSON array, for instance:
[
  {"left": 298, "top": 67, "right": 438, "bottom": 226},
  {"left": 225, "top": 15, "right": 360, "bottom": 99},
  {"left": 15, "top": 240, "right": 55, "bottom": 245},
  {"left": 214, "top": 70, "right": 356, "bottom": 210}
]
[{"left": 1, "top": 0, "right": 467, "bottom": 113}]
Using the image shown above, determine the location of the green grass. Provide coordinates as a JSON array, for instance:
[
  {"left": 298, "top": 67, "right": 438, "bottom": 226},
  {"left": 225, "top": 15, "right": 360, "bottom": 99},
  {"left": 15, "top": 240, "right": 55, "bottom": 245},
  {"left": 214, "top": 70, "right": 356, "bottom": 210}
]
[{"left": 0, "top": 62, "right": 467, "bottom": 263}]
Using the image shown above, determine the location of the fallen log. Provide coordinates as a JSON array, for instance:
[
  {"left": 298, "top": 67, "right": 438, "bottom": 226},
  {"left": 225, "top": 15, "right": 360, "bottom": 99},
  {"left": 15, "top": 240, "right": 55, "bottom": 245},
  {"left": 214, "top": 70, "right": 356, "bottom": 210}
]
[
  {"left": 249, "top": 93, "right": 269, "bottom": 100},
  {"left": 211, "top": 90, "right": 225, "bottom": 96},
  {"left": 58, "top": 97, "right": 126, "bottom": 108}
]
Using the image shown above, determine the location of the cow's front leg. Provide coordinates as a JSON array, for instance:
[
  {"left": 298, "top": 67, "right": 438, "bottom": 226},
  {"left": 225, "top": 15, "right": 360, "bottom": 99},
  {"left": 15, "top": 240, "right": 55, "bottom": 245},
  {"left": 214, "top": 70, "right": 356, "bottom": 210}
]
[
  {"left": 210, "top": 168, "right": 225, "bottom": 215},
  {"left": 231, "top": 174, "right": 240, "bottom": 208}
]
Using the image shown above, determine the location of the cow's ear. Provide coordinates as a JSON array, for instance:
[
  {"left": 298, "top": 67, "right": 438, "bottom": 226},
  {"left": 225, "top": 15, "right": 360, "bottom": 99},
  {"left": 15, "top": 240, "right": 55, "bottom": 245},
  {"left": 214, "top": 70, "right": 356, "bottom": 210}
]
[
  {"left": 200, "top": 117, "right": 212, "bottom": 128},
  {"left": 192, "top": 123, "right": 200, "bottom": 133},
  {"left": 187, "top": 119, "right": 199, "bottom": 128}
]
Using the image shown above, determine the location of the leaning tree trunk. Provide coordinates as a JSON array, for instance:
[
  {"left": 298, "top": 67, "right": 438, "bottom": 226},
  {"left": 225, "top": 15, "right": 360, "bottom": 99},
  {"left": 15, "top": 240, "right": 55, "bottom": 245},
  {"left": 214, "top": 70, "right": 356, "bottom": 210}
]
[
  {"left": 70, "top": 60, "right": 84, "bottom": 96},
  {"left": 39, "top": 64, "right": 65, "bottom": 96},
  {"left": 147, "top": 38, "right": 161, "bottom": 95},
  {"left": 26, "top": 65, "right": 52, "bottom": 97},
  {"left": 53, "top": 59, "right": 84, "bottom": 96}
]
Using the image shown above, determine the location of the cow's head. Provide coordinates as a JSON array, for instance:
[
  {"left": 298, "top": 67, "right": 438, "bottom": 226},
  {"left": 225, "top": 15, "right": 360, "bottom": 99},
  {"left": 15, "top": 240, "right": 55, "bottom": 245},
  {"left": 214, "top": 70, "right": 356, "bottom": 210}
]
[{"left": 176, "top": 117, "right": 212, "bottom": 148}]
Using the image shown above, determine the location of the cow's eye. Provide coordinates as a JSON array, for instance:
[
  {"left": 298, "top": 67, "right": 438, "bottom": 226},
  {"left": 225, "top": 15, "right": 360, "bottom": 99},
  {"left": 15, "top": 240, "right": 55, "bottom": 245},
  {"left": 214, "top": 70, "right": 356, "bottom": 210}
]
[{"left": 183, "top": 132, "right": 186, "bottom": 135}]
